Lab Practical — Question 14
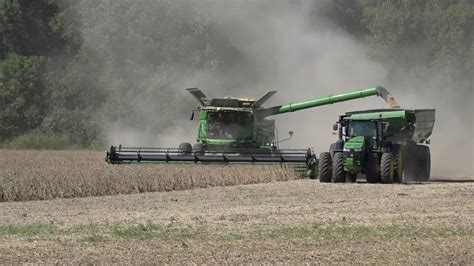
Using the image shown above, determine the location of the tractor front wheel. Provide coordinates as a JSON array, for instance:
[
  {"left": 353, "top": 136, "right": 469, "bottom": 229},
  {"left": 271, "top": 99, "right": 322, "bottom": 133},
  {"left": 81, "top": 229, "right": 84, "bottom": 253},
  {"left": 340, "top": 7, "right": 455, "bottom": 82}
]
[
  {"left": 332, "top": 152, "right": 346, "bottom": 183},
  {"left": 318, "top": 152, "right": 332, "bottom": 183},
  {"left": 380, "top": 153, "right": 394, "bottom": 184}
]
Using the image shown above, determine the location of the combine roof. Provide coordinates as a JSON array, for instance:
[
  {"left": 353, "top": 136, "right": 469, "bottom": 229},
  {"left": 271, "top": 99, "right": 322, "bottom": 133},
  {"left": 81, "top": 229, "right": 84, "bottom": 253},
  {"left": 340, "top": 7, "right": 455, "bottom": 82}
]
[{"left": 210, "top": 97, "right": 256, "bottom": 108}]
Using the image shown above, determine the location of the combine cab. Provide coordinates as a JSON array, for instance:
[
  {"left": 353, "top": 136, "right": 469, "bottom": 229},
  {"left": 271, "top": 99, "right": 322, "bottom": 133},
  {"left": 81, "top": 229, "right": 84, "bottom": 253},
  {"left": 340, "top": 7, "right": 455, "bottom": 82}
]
[{"left": 106, "top": 86, "right": 398, "bottom": 177}]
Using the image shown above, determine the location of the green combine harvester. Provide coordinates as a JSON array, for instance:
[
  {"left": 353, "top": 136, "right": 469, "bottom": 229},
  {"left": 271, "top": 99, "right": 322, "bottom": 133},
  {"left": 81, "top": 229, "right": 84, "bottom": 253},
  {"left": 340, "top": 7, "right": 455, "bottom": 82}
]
[
  {"left": 318, "top": 107, "right": 435, "bottom": 183},
  {"left": 106, "top": 86, "right": 398, "bottom": 177}
]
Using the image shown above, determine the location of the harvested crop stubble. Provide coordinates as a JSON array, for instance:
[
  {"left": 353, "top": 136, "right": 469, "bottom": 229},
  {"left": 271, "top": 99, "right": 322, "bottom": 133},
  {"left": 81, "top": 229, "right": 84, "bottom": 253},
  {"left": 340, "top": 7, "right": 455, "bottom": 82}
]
[{"left": 0, "top": 150, "right": 298, "bottom": 202}]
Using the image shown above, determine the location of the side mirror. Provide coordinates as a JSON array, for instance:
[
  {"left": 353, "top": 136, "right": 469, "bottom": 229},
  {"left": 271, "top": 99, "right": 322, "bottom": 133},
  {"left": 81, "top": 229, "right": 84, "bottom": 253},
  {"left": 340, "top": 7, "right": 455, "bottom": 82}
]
[
  {"left": 288, "top": 131, "right": 294, "bottom": 138},
  {"left": 383, "top": 122, "right": 390, "bottom": 131},
  {"left": 190, "top": 111, "right": 195, "bottom": 120},
  {"left": 333, "top": 123, "right": 338, "bottom": 131}
]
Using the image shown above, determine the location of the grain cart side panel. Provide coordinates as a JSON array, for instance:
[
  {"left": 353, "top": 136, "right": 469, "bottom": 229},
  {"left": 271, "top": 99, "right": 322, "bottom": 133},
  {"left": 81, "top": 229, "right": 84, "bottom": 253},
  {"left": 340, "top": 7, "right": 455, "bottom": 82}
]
[{"left": 413, "top": 109, "right": 436, "bottom": 143}]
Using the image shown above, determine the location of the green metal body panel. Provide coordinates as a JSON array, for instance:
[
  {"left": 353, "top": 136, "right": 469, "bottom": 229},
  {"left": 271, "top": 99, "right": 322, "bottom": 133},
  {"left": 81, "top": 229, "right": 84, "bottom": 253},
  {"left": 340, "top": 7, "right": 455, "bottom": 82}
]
[
  {"left": 343, "top": 136, "right": 365, "bottom": 172},
  {"left": 343, "top": 136, "right": 365, "bottom": 150}
]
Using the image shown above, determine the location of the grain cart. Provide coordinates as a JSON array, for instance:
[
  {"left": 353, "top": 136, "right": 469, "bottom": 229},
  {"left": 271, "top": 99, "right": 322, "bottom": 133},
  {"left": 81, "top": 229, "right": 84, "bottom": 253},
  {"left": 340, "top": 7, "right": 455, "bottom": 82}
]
[
  {"left": 106, "top": 86, "right": 397, "bottom": 177},
  {"left": 318, "top": 108, "right": 435, "bottom": 183}
]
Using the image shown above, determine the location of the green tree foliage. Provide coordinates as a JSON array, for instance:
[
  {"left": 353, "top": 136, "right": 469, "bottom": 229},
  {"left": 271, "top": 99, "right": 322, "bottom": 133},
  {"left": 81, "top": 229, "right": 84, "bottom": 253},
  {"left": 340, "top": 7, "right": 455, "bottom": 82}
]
[
  {"left": 0, "top": 0, "right": 472, "bottom": 148},
  {"left": 0, "top": 54, "right": 45, "bottom": 141},
  {"left": 0, "top": 0, "right": 69, "bottom": 59},
  {"left": 332, "top": 0, "right": 474, "bottom": 77},
  {"left": 0, "top": 0, "right": 97, "bottom": 147}
]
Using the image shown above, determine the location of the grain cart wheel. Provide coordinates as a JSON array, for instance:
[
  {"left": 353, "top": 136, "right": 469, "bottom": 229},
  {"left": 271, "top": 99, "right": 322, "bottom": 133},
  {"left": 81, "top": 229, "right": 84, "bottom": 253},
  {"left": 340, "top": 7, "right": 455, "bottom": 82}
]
[
  {"left": 380, "top": 153, "right": 394, "bottom": 184},
  {"left": 318, "top": 152, "right": 332, "bottom": 183},
  {"left": 392, "top": 145, "right": 403, "bottom": 183},
  {"left": 402, "top": 144, "right": 416, "bottom": 181},
  {"left": 192, "top": 143, "right": 205, "bottom": 155},
  {"left": 415, "top": 145, "right": 431, "bottom": 182},
  {"left": 332, "top": 152, "right": 346, "bottom": 183},
  {"left": 366, "top": 153, "right": 381, "bottom": 183},
  {"left": 346, "top": 173, "right": 357, "bottom": 183},
  {"left": 178, "top": 142, "right": 192, "bottom": 155}
]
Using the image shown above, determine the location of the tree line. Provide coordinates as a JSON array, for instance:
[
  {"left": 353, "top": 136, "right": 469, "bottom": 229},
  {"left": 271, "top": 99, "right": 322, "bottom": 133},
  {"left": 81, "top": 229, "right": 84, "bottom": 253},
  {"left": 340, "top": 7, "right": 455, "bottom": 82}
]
[{"left": 0, "top": 0, "right": 472, "bottom": 149}]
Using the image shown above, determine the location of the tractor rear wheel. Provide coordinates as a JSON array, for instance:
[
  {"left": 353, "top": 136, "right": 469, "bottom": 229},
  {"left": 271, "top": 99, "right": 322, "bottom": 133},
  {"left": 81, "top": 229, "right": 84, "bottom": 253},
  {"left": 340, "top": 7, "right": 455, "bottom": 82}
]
[
  {"left": 392, "top": 145, "right": 403, "bottom": 183},
  {"left": 332, "top": 152, "right": 346, "bottom": 183},
  {"left": 380, "top": 153, "right": 394, "bottom": 184},
  {"left": 329, "top": 143, "right": 337, "bottom": 158},
  {"left": 366, "top": 153, "right": 380, "bottom": 183},
  {"left": 178, "top": 142, "right": 192, "bottom": 155},
  {"left": 318, "top": 152, "right": 332, "bottom": 183},
  {"left": 192, "top": 143, "right": 205, "bottom": 155}
]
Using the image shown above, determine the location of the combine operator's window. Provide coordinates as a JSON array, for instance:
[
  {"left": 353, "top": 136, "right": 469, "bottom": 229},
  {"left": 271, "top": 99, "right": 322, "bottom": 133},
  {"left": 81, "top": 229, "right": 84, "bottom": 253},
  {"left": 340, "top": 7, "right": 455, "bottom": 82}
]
[
  {"left": 207, "top": 112, "right": 253, "bottom": 140},
  {"left": 347, "top": 121, "right": 377, "bottom": 138}
]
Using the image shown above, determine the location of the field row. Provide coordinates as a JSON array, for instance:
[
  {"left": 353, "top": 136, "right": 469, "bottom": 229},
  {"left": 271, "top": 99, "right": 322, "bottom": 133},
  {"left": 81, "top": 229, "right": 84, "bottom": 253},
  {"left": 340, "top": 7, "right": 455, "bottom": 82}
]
[{"left": 0, "top": 150, "right": 297, "bottom": 201}]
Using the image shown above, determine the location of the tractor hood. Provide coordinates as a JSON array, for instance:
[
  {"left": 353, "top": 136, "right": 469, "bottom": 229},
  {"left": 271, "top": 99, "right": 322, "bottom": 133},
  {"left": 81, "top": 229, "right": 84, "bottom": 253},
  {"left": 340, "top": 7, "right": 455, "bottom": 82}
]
[
  {"left": 343, "top": 136, "right": 366, "bottom": 173},
  {"left": 343, "top": 136, "right": 365, "bottom": 151}
]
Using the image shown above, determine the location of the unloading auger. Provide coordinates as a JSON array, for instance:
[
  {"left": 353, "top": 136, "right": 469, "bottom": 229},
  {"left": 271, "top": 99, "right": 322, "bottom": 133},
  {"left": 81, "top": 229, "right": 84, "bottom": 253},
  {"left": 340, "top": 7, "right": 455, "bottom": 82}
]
[{"left": 106, "top": 86, "right": 399, "bottom": 177}]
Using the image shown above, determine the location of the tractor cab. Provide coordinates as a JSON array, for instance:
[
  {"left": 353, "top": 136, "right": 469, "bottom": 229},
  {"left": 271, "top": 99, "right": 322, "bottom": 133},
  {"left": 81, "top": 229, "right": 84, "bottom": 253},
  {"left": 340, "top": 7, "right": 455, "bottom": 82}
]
[{"left": 346, "top": 121, "right": 378, "bottom": 139}]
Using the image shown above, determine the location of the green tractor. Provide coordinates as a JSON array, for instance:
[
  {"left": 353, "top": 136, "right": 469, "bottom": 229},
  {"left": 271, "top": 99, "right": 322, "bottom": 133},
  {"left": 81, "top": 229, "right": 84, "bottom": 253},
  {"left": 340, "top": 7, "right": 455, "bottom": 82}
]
[
  {"left": 318, "top": 108, "right": 435, "bottom": 183},
  {"left": 106, "top": 86, "right": 398, "bottom": 177}
]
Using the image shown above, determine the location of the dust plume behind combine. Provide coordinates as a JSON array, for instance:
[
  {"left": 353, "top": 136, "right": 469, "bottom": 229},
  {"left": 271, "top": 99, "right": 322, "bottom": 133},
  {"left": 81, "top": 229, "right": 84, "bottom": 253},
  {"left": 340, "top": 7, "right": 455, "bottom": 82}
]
[{"left": 76, "top": 1, "right": 473, "bottom": 177}]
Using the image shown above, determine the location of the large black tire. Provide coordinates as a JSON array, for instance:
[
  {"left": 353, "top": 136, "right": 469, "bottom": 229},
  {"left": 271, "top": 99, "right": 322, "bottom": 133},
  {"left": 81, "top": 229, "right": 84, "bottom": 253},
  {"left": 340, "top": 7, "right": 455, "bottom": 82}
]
[
  {"left": 404, "top": 144, "right": 431, "bottom": 182},
  {"left": 318, "top": 152, "right": 332, "bottom": 183},
  {"left": 332, "top": 152, "right": 346, "bottom": 183},
  {"left": 380, "top": 153, "right": 394, "bottom": 184},
  {"left": 178, "top": 142, "right": 192, "bottom": 155},
  {"left": 392, "top": 145, "right": 403, "bottom": 183},
  {"left": 192, "top": 143, "right": 205, "bottom": 155},
  {"left": 415, "top": 145, "right": 431, "bottom": 181},
  {"left": 422, "top": 146, "right": 431, "bottom": 181},
  {"left": 329, "top": 143, "right": 337, "bottom": 158},
  {"left": 403, "top": 144, "right": 416, "bottom": 181},
  {"left": 366, "top": 153, "right": 380, "bottom": 183}
]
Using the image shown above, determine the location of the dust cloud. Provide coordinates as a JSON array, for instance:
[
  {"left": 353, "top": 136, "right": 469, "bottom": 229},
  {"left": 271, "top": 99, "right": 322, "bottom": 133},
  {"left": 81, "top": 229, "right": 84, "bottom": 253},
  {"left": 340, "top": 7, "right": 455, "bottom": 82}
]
[{"left": 77, "top": 1, "right": 472, "bottom": 176}]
